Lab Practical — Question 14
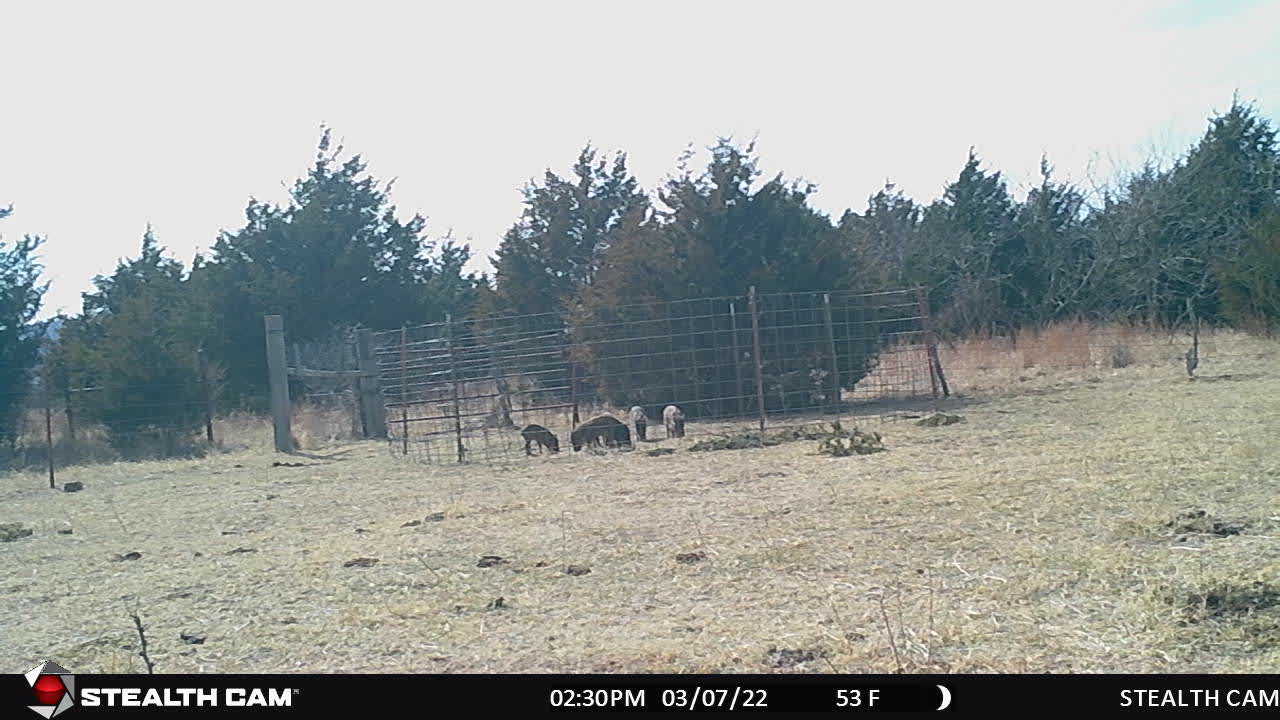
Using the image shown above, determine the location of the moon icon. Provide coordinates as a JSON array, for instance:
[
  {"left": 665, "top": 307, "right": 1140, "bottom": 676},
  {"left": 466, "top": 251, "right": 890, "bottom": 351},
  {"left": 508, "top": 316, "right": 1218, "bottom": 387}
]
[{"left": 936, "top": 685, "right": 952, "bottom": 711}]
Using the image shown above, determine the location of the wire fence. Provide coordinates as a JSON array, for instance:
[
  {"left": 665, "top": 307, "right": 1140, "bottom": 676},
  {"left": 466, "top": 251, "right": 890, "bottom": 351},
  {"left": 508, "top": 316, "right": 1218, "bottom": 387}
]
[
  {"left": 0, "top": 332, "right": 371, "bottom": 482},
  {"left": 1, "top": 286, "right": 1268, "bottom": 480},
  {"left": 0, "top": 367, "right": 218, "bottom": 484},
  {"left": 372, "top": 287, "right": 945, "bottom": 465}
]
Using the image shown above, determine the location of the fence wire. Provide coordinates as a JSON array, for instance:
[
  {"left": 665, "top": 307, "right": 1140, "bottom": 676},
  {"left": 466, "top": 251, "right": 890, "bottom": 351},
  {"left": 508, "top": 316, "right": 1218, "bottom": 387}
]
[
  {"left": 372, "top": 288, "right": 942, "bottom": 465},
  {"left": 1, "top": 287, "right": 1256, "bottom": 479}
]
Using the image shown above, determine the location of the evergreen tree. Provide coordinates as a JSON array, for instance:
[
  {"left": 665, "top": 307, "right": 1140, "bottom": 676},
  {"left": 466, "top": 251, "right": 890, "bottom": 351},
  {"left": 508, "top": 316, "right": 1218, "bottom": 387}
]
[
  {"left": 654, "top": 139, "right": 848, "bottom": 297},
  {"left": 488, "top": 144, "right": 649, "bottom": 319},
  {"left": 841, "top": 182, "right": 924, "bottom": 291},
  {"left": 1082, "top": 100, "right": 1280, "bottom": 325},
  {"left": 482, "top": 145, "right": 649, "bottom": 395},
  {"left": 571, "top": 140, "right": 874, "bottom": 417},
  {"left": 1174, "top": 99, "right": 1280, "bottom": 321},
  {"left": 199, "top": 129, "right": 482, "bottom": 404},
  {"left": 1008, "top": 158, "right": 1091, "bottom": 325},
  {"left": 1084, "top": 163, "right": 1179, "bottom": 322},
  {"left": 57, "top": 228, "right": 205, "bottom": 454},
  {"left": 918, "top": 149, "right": 1016, "bottom": 334},
  {"left": 0, "top": 209, "right": 47, "bottom": 450}
]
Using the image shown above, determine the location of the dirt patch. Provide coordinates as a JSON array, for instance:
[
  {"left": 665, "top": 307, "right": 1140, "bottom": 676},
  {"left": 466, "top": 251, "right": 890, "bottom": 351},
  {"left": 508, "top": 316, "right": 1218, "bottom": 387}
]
[
  {"left": 917, "top": 413, "right": 965, "bottom": 427},
  {"left": 1164, "top": 509, "right": 1248, "bottom": 538},
  {"left": 764, "top": 647, "right": 825, "bottom": 669},
  {"left": 1164, "top": 579, "right": 1280, "bottom": 624}
]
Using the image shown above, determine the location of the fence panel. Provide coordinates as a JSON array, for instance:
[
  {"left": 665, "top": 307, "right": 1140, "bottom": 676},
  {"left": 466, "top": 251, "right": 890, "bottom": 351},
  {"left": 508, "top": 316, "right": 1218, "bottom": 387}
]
[{"left": 373, "top": 287, "right": 938, "bottom": 465}]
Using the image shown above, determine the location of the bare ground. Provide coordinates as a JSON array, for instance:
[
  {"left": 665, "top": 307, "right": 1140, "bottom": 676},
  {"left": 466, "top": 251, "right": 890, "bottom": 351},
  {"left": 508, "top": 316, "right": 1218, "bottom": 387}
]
[{"left": 2, "top": 333, "right": 1279, "bottom": 673}]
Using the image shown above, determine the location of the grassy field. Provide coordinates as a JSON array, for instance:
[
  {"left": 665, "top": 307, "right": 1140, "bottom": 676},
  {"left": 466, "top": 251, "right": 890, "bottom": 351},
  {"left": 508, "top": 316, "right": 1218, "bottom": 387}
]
[{"left": 3, "top": 328, "right": 1279, "bottom": 673}]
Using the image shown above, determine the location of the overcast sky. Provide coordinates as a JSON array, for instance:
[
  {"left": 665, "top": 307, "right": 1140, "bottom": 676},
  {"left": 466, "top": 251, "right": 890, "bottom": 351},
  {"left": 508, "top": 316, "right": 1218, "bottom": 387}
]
[{"left": 2, "top": 0, "right": 1277, "bottom": 320}]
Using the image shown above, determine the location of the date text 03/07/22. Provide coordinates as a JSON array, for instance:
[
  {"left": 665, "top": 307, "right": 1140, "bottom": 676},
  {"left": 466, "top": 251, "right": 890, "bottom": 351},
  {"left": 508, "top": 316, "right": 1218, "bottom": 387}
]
[{"left": 547, "top": 686, "right": 769, "bottom": 711}]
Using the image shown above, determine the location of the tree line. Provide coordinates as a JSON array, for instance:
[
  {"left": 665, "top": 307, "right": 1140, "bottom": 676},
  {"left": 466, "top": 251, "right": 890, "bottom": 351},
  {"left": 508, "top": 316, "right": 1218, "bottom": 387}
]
[{"left": 2, "top": 100, "right": 1278, "bottom": 454}]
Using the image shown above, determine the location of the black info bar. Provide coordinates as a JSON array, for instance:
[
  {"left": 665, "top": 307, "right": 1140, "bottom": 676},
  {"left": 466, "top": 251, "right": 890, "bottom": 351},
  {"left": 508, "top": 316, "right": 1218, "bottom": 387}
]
[{"left": 8, "top": 673, "right": 1280, "bottom": 716}]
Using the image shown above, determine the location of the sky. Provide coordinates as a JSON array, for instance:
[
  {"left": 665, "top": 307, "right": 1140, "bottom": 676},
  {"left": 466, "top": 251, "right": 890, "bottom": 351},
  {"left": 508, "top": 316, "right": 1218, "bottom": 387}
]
[{"left": 2, "top": 0, "right": 1277, "bottom": 320}]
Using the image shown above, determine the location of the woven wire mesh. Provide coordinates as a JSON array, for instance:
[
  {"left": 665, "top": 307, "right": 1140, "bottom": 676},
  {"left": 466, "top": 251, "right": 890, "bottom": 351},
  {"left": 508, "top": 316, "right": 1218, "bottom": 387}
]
[{"left": 374, "top": 287, "right": 939, "bottom": 464}]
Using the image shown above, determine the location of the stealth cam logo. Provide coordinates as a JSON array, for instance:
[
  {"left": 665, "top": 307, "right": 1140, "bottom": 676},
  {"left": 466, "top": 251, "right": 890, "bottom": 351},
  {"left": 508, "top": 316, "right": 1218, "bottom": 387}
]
[{"left": 24, "top": 661, "right": 75, "bottom": 719}]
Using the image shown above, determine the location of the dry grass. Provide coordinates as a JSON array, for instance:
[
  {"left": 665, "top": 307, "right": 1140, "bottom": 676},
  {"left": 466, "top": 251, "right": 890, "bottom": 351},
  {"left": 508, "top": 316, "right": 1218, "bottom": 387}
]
[
  {"left": 289, "top": 402, "right": 364, "bottom": 451},
  {"left": 930, "top": 322, "right": 1245, "bottom": 398},
  {"left": 1, "top": 328, "right": 1278, "bottom": 674},
  {"left": 3, "top": 402, "right": 361, "bottom": 470}
]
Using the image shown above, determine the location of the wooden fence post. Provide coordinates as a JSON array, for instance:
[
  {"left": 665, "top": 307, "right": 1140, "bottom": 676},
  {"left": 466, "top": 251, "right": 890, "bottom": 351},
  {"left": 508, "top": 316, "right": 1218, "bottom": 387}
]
[
  {"left": 355, "top": 329, "right": 387, "bottom": 439},
  {"left": 198, "top": 347, "right": 215, "bottom": 445},
  {"left": 914, "top": 287, "right": 950, "bottom": 399},
  {"left": 748, "top": 286, "right": 768, "bottom": 432},
  {"left": 264, "top": 315, "right": 293, "bottom": 453},
  {"left": 823, "top": 293, "right": 841, "bottom": 416}
]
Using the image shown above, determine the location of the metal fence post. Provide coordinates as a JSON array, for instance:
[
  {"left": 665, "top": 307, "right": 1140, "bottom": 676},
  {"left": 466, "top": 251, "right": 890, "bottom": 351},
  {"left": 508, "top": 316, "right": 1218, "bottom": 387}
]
[
  {"left": 44, "top": 370, "right": 55, "bottom": 489},
  {"left": 748, "top": 286, "right": 768, "bottom": 432},
  {"left": 446, "top": 313, "right": 465, "bottom": 463},
  {"left": 399, "top": 325, "right": 409, "bottom": 455},
  {"left": 63, "top": 383, "right": 76, "bottom": 443},
  {"left": 729, "top": 302, "right": 745, "bottom": 417},
  {"left": 486, "top": 334, "right": 513, "bottom": 430},
  {"left": 569, "top": 356, "right": 579, "bottom": 430},
  {"left": 823, "top": 293, "right": 841, "bottom": 416}
]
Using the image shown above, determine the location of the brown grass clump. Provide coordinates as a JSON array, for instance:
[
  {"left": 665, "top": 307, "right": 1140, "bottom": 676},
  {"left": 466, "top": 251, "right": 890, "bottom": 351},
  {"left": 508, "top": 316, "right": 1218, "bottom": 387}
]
[
  {"left": 1016, "top": 321, "right": 1094, "bottom": 369},
  {"left": 0, "top": 332, "right": 1277, "bottom": 674}
]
